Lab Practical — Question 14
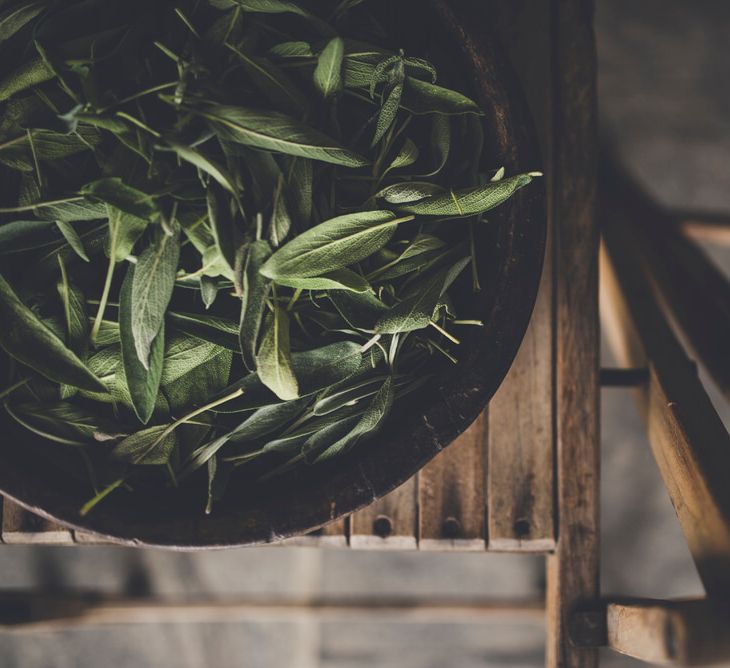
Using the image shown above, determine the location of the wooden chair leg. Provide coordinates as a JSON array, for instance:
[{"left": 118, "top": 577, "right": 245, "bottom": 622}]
[{"left": 546, "top": 0, "right": 601, "bottom": 665}]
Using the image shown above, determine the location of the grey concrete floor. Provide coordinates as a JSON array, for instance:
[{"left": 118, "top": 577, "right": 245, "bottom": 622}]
[{"left": 2, "top": 1, "right": 730, "bottom": 666}]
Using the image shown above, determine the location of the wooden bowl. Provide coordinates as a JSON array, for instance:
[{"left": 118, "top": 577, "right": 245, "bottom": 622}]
[{"left": 0, "top": 0, "right": 546, "bottom": 548}]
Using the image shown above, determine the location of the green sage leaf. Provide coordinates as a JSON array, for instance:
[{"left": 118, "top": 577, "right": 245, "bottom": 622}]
[
  {"left": 260, "top": 211, "right": 412, "bottom": 279},
  {"left": 272, "top": 268, "right": 370, "bottom": 293},
  {"left": 55, "top": 220, "right": 89, "bottom": 262},
  {"left": 239, "top": 239, "right": 272, "bottom": 371},
  {"left": 111, "top": 424, "right": 176, "bottom": 466},
  {"left": 255, "top": 306, "right": 298, "bottom": 401},
  {"left": 0, "top": 274, "right": 105, "bottom": 392},
  {"left": 314, "top": 37, "right": 344, "bottom": 97},
  {"left": 131, "top": 226, "right": 180, "bottom": 369},
  {"left": 120, "top": 264, "right": 165, "bottom": 425},
  {"left": 308, "top": 376, "right": 393, "bottom": 462},
  {"left": 394, "top": 174, "right": 535, "bottom": 217},
  {"left": 192, "top": 103, "right": 368, "bottom": 167},
  {"left": 375, "top": 257, "right": 470, "bottom": 333},
  {"left": 81, "top": 178, "right": 159, "bottom": 221}
]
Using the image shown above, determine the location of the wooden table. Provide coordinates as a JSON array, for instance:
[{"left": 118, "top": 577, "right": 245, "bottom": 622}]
[{"left": 1, "top": 2, "right": 600, "bottom": 666}]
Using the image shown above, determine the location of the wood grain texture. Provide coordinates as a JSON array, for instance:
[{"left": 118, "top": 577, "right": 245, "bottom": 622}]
[
  {"left": 418, "top": 412, "right": 486, "bottom": 550},
  {"left": 487, "top": 0, "right": 555, "bottom": 556},
  {"left": 2, "top": 499, "right": 73, "bottom": 545},
  {"left": 676, "top": 212, "right": 730, "bottom": 246},
  {"left": 600, "top": 169, "right": 730, "bottom": 598},
  {"left": 603, "top": 599, "right": 730, "bottom": 666},
  {"left": 545, "top": 0, "right": 600, "bottom": 666},
  {"left": 601, "top": 170, "right": 730, "bottom": 402},
  {"left": 488, "top": 324, "right": 554, "bottom": 551},
  {"left": 0, "top": 593, "right": 545, "bottom": 630},
  {"left": 350, "top": 478, "right": 417, "bottom": 550}
]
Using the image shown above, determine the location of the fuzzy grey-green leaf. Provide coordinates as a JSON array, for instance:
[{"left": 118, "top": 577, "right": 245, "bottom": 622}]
[
  {"left": 314, "top": 37, "right": 344, "bottom": 97},
  {"left": 120, "top": 264, "right": 165, "bottom": 425},
  {"left": 260, "top": 211, "right": 411, "bottom": 279},
  {"left": 0, "top": 274, "right": 105, "bottom": 392},
  {"left": 395, "top": 174, "right": 534, "bottom": 217},
  {"left": 130, "top": 227, "right": 180, "bottom": 369},
  {"left": 255, "top": 306, "right": 299, "bottom": 401},
  {"left": 192, "top": 103, "right": 368, "bottom": 167}
]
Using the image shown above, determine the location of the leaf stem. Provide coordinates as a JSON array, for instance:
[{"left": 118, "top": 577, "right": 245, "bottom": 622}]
[
  {"left": 0, "top": 197, "right": 85, "bottom": 214},
  {"left": 90, "top": 209, "right": 118, "bottom": 343},
  {"left": 97, "top": 82, "right": 177, "bottom": 114},
  {"left": 80, "top": 388, "right": 245, "bottom": 516},
  {"left": 139, "top": 388, "right": 246, "bottom": 466},
  {"left": 428, "top": 320, "right": 460, "bottom": 345},
  {"left": 174, "top": 8, "right": 200, "bottom": 38},
  {"left": 360, "top": 333, "right": 382, "bottom": 353},
  {"left": 57, "top": 255, "right": 71, "bottom": 334},
  {"left": 468, "top": 222, "right": 481, "bottom": 291},
  {"left": 286, "top": 288, "right": 303, "bottom": 311},
  {"left": 80, "top": 477, "right": 124, "bottom": 516},
  {"left": 0, "top": 377, "right": 30, "bottom": 402},
  {"left": 27, "top": 129, "right": 42, "bottom": 190},
  {"left": 428, "top": 337, "right": 458, "bottom": 364},
  {"left": 453, "top": 319, "right": 483, "bottom": 327},
  {"left": 116, "top": 111, "right": 161, "bottom": 138}
]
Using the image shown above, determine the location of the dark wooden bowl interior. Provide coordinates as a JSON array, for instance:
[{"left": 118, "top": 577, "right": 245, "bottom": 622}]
[{"left": 0, "top": 0, "right": 546, "bottom": 548}]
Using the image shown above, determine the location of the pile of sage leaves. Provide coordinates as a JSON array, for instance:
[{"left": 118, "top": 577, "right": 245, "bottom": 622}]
[{"left": 0, "top": 0, "right": 538, "bottom": 515}]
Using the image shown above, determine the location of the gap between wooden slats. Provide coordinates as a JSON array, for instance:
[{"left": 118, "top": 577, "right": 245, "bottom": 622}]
[
  {"left": 418, "top": 411, "right": 487, "bottom": 550},
  {"left": 1, "top": 498, "right": 73, "bottom": 545}
]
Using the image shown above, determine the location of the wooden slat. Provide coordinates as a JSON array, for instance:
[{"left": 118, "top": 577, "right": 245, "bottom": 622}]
[
  {"left": 0, "top": 593, "right": 545, "bottom": 630},
  {"left": 546, "top": 0, "right": 600, "bottom": 666},
  {"left": 601, "top": 598, "right": 730, "bottom": 666},
  {"left": 488, "top": 321, "right": 554, "bottom": 551},
  {"left": 676, "top": 212, "right": 730, "bottom": 246},
  {"left": 652, "top": 227, "right": 730, "bottom": 403},
  {"left": 418, "top": 412, "right": 486, "bottom": 550},
  {"left": 601, "top": 184, "right": 730, "bottom": 598},
  {"left": 604, "top": 171, "right": 730, "bottom": 402},
  {"left": 487, "top": 0, "right": 555, "bottom": 557},
  {"left": 2, "top": 499, "right": 73, "bottom": 545},
  {"left": 350, "top": 478, "right": 417, "bottom": 550}
]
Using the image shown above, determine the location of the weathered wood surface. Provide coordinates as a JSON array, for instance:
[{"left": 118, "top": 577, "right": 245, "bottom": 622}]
[
  {"left": 602, "top": 598, "right": 730, "bottom": 666},
  {"left": 486, "top": 0, "right": 556, "bottom": 557},
  {"left": 2, "top": 499, "right": 73, "bottom": 545},
  {"left": 544, "top": 0, "right": 600, "bottom": 666},
  {"left": 675, "top": 211, "right": 730, "bottom": 245},
  {"left": 600, "top": 175, "right": 730, "bottom": 598},
  {"left": 418, "top": 413, "right": 487, "bottom": 550},
  {"left": 0, "top": 593, "right": 545, "bottom": 630},
  {"left": 350, "top": 478, "right": 418, "bottom": 550},
  {"left": 604, "top": 170, "right": 730, "bottom": 402}
]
